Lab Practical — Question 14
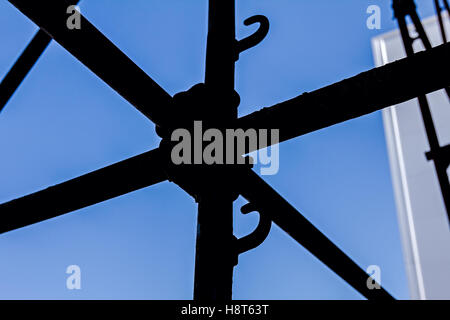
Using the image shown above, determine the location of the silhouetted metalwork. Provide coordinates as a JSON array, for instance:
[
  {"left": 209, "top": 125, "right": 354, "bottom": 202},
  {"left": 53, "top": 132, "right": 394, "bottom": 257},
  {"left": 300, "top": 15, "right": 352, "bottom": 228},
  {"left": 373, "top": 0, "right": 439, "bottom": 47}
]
[
  {"left": 0, "top": 30, "right": 50, "bottom": 113},
  {"left": 434, "top": 0, "right": 450, "bottom": 42},
  {"left": 194, "top": 0, "right": 237, "bottom": 300},
  {"left": 0, "top": 0, "right": 80, "bottom": 113},
  {"left": 237, "top": 169, "right": 393, "bottom": 299},
  {"left": 237, "top": 43, "right": 450, "bottom": 149},
  {"left": 393, "top": 0, "right": 450, "bottom": 222},
  {"left": 0, "top": 149, "right": 166, "bottom": 234},
  {"left": 234, "top": 201, "right": 271, "bottom": 255},
  {"left": 235, "top": 15, "right": 270, "bottom": 61},
  {"left": 1, "top": 0, "right": 449, "bottom": 300},
  {"left": 7, "top": 0, "right": 172, "bottom": 126},
  {"left": 1, "top": 44, "right": 447, "bottom": 234}
]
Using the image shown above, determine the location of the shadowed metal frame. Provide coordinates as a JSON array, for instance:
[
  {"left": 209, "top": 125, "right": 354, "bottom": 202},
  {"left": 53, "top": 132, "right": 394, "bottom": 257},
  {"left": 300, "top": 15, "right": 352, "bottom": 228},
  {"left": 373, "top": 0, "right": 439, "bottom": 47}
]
[{"left": 1, "top": 0, "right": 449, "bottom": 300}]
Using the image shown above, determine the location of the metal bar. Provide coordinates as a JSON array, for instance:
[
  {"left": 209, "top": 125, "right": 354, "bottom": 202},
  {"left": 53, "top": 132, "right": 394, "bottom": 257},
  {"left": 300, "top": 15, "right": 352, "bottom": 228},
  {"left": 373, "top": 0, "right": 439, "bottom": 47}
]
[
  {"left": 0, "top": 0, "right": 81, "bottom": 113},
  {"left": 237, "top": 169, "right": 394, "bottom": 300},
  {"left": 444, "top": 0, "right": 450, "bottom": 16},
  {"left": 236, "top": 42, "right": 450, "bottom": 151},
  {"left": 205, "top": 0, "right": 236, "bottom": 93},
  {"left": 415, "top": 93, "right": 450, "bottom": 218},
  {"left": 398, "top": 0, "right": 450, "bottom": 98},
  {"left": 8, "top": 0, "right": 172, "bottom": 126},
  {"left": 1, "top": 43, "right": 446, "bottom": 234},
  {"left": 435, "top": 0, "right": 448, "bottom": 43},
  {"left": 396, "top": 8, "right": 416, "bottom": 56},
  {"left": 409, "top": 11, "right": 433, "bottom": 50},
  {"left": 194, "top": 0, "right": 237, "bottom": 301},
  {"left": 395, "top": 7, "right": 450, "bottom": 221},
  {"left": 194, "top": 191, "right": 235, "bottom": 300},
  {"left": 0, "top": 148, "right": 167, "bottom": 234},
  {"left": 1, "top": 41, "right": 445, "bottom": 235},
  {"left": 0, "top": 30, "right": 51, "bottom": 113}
]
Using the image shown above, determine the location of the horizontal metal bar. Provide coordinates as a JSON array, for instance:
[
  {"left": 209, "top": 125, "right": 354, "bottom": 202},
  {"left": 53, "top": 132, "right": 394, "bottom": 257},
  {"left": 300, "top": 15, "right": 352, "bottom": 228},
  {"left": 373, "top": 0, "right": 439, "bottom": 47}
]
[
  {"left": 237, "top": 42, "right": 450, "bottom": 150},
  {"left": 8, "top": 0, "right": 172, "bottom": 125},
  {"left": 0, "top": 148, "right": 167, "bottom": 234},
  {"left": 237, "top": 169, "right": 394, "bottom": 300}
]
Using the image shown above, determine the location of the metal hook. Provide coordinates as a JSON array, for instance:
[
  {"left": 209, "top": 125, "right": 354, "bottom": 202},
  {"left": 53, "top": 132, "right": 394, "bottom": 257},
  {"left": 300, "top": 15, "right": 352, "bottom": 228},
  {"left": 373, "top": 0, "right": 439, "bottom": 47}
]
[
  {"left": 234, "top": 201, "right": 272, "bottom": 256},
  {"left": 235, "top": 15, "right": 269, "bottom": 61}
]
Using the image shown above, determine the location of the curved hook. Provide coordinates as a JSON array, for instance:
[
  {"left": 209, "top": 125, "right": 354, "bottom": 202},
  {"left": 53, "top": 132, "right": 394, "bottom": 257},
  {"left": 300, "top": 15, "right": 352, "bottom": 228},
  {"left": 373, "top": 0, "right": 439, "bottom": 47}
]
[
  {"left": 235, "top": 201, "right": 272, "bottom": 255},
  {"left": 235, "top": 15, "right": 270, "bottom": 61}
]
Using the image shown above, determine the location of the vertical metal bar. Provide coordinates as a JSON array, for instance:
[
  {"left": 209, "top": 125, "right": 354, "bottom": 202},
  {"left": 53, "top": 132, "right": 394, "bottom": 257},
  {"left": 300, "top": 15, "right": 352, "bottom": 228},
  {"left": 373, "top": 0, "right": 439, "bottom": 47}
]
[
  {"left": 204, "top": 0, "right": 237, "bottom": 120},
  {"left": 205, "top": 0, "right": 236, "bottom": 91},
  {"left": 194, "top": 192, "right": 235, "bottom": 300},
  {"left": 193, "top": 0, "right": 237, "bottom": 300}
]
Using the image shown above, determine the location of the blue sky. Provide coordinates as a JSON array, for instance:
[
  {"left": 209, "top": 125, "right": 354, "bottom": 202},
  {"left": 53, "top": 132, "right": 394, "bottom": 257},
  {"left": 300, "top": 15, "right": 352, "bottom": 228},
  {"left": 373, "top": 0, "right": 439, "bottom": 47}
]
[{"left": 0, "top": 0, "right": 437, "bottom": 299}]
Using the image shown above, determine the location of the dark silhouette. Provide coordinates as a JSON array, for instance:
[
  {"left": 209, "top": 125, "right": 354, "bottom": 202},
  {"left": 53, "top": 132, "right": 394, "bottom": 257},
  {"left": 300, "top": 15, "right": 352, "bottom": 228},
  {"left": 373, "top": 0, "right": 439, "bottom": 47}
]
[
  {"left": 1, "top": 0, "right": 449, "bottom": 300},
  {"left": 0, "top": 1, "right": 81, "bottom": 113},
  {"left": 393, "top": 0, "right": 450, "bottom": 222},
  {"left": 434, "top": 0, "right": 450, "bottom": 43}
]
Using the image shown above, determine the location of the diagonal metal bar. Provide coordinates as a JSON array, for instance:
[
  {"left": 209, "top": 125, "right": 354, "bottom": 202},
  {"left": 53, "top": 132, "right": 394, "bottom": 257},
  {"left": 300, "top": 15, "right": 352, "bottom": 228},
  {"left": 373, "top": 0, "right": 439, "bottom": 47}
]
[
  {"left": 444, "top": 0, "right": 450, "bottom": 16},
  {"left": 0, "top": 0, "right": 81, "bottom": 113},
  {"left": 0, "top": 30, "right": 51, "bottom": 113},
  {"left": 237, "top": 42, "right": 450, "bottom": 151},
  {"left": 237, "top": 169, "right": 394, "bottom": 300},
  {"left": 434, "top": 0, "right": 448, "bottom": 43},
  {"left": 8, "top": 0, "right": 172, "bottom": 125},
  {"left": 0, "top": 148, "right": 167, "bottom": 234}
]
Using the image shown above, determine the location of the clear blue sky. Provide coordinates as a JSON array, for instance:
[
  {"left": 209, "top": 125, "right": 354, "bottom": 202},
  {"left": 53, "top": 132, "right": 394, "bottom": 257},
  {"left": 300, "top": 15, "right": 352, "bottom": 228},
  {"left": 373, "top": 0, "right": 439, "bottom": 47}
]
[{"left": 0, "top": 0, "right": 437, "bottom": 299}]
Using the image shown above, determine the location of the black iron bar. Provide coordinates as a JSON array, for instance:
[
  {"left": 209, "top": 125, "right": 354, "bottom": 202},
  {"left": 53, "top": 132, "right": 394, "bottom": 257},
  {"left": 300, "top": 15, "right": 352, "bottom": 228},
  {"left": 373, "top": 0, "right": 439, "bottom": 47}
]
[
  {"left": 444, "top": 0, "right": 450, "bottom": 16},
  {"left": 408, "top": 11, "right": 433, "bottom": 49},
  {"left": 1, "top": 0, "right": 448, "bottom": 301},
  {"left": 0, "top": 148, "right": 167, "bottom": 234},
  {"left": 0, "top": 44, "right": 448, "bottom": 235},
  {"left": 204, "top": 0, "right": 236, "bottom": 98},
  {"left": 0, "top": 0, "right": 81, "bottom": 113},
  {"left": 434, "top": 0, "right": 448, "bottom": 43},
  {"left": 238, "top": 169, "right": 394, "bottom": 300},
  {"left": 194, "top": 191, "right": 235, "bottom": 300},
  {"left": 0, "top": 30, "right": 51, "bottom": 113},
  {"left": 394, "top": 0, "right": 450, "bottom": 98},
  {"left": 193, "top": 0, "right": 237, "bottom": 301},
  {"left": 394, "top": 0, "right": 450, "bottom": 222},
  {"left": 237, "top": 42, "right": 450, "bottom": 151},
  {"left": 7, "top": 0, "right": 172, "bottom": 126}
]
